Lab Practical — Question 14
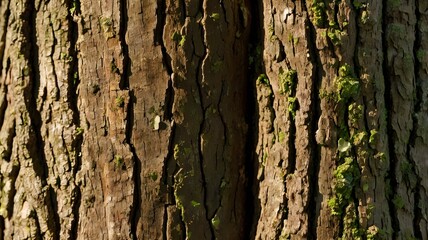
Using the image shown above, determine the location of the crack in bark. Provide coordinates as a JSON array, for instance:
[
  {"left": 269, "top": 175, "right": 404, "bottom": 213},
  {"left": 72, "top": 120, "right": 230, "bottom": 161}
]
[
  {"left": 409, "top": 1, "right": 423, "bottom": 238},
  {"left": 243, "top": 1, "right": 262, "bottom": 238},
  {"left": 302, "top": 2, "right": 322, "bottom": 238},
  {"left": 66, "top": 0, "right": 83, "bottom": 238},
  {"left": 381, "top": 1, "right": 399, "bottom": 238}
]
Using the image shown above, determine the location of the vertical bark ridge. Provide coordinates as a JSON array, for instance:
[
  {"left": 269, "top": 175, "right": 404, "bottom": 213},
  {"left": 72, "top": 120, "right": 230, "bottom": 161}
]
[
  {"left": 353, "top": 0, "right": 393, "bottom": 238},
  {"left": 0, "top": 0, "right": 10, "bottom": 71}
]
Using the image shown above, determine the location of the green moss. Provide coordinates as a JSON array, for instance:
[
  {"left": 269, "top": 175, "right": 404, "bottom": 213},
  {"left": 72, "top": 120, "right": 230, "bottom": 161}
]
[
  {"left": 352, "top": 132, "right": 367, "bottom": 146},
  {"left": 148, "top": 172, "right": 158, "bottom": 181},
  {"left": 178, "top": 35, "right": 186, "bottom": 47},
  {"left": 416, "top": 49, "right": 426, "bottom": 62},
  {"left": 257, "top": 74, "right": 270, "bottom": 85},
  {"left": 75, "top": 127, "right": 84, "bottom": 136},
  {"left": 361, "top": 10, "right": 369, "bottom": 24},
  {"left": 191, "top": 200, "right": 200, "bottom": 207},
  {"left": 173, "top": 144, "right": 180, "bottom": 160},
  {"left": 327, "top": 28, "right": 343, "bottom": 46},
  {"left": 210, "top": 13, "right": 220, "bottom": 21},
  {"left": 392, "top": 195, "right": 404, "bottom": 209},
  {"left": 335, "top": 64, "right": 360, "bottom": 102},
  {"left": 114, "top": 155, "right": 124, "bottom": 169},
  {"left": 328, "top": 157, "right": 360, "bottom": 216},
  {"left": 70, "top": 1, "right": 79, "bottom": 15},
  {"left": 278, "top": 68, "right": 297, "bottom": 95},
  {"left": 348, "top": 103, "right": 363, "bottom": 125},
  {"left": 262, "top": 152, "right": 268, "bottom": 166},
  {"left": 338, "top": 138, "right": 351, "bottom": 153},
  {"left": 288, "top": 97, "right": 298, "bottom": 119},
  {"left": 171, "top": 32, "right": 186, "bottom": 47},
  {"left": 319, "top": 90, "right": 335, "bottom": 101},
  {"left": 115, "top": 96, "right": 125, "bottom": 108},
  {"left": 100, "top": 16, "right": 115, "bottom": 39},
  {"left": 278, "top": 131, "right": 286, "bottom": 143},
  {"left": 353, "top": 1, "right": 364, "bottom": 9},
  {"left": 73, "top": 72, "right": 79, "bottom": 86},
  {"left": 369, "top": 129, "right": 378, "bottom": 145},
  {"left": 311, "top": 0, "right": 326, "bottom": 27},
  {"left": 211, "top": 215, "right": 220, "bottom": 229}
]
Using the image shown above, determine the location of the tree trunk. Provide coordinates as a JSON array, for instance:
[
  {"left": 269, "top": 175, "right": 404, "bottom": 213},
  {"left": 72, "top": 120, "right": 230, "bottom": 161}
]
[{"left": 0, "top": 0, "right": 426, "bottom": 239}]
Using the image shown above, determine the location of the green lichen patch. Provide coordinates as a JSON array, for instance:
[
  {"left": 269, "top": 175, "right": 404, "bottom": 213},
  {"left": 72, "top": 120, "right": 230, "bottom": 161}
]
[
  {"left": 256, "top": 74, "right": 270, "bottom": 86},
  {"left": 211, "top": 215, "right": 220, "bottom": 229},
  {"left": 171, "top": 32, "right": 186, "bottom": 47},
  {"left": 328, "top": 157, "right": 360, "bottom": 216},
  {"left": 278, "top": 68, "right": 297, "bottom": 95},
  {"left": 369, "top": 129, "right": 378, "bottom": 145},
  {"left": 311, "top": 0, "right": 326, "bottom": 27},
  {"left": 178, "top": 35, "right": 186, "bottom": 47},
  {"left": 327, "top": 28, "right": 344, "bottom": 46},
  {"left": 348, "top": 103, "right": 363, "bottom": 125},
  {"left": 115, "top": 96, "right": 125, "bottom": 108},
  {"left": 75, "top": 127, "right": 84, "bottom": 136},
  {"left": 287, "top": 97, "right": 298, "bottom": 119},
  {"left": 100, "top": 16, "right": 115, "bottom": 39},
  {"left": 335, "top": 64, "right": 360, "bottom": 102},
  {"left": 338, "top": 138, "right": 351, "bottom": 153},
  {"left": 210, "top": 13, "right": 220, "bottom": 21},
  {"left": 392, "top": 195, "right": 405, "bottom": 209},
  {"left": 148, "top": 172, "right": 158, "bottom": 181},
  {"left": 114, "top": 155, "right": 124, "bottom": 169},
  {"left": 191, "top": 200, "right": 200, "bottom": 207},
  {"left": 278, "top": 131, "right": 286, "bottom": 143}
]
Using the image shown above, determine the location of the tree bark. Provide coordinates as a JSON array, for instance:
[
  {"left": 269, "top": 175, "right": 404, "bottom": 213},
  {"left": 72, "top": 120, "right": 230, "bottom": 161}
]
[{"left": 0, "top": 0, "right": 427, "bottom": 239}]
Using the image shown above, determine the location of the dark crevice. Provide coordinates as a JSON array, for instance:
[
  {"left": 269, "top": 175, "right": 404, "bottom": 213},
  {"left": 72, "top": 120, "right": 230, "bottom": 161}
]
[
  {"left": 381, "top": 1, "right": 399, "bottom": 239},
  {"left": 32, "top": 211, "right": 43, "bottom": 240},
  {"left": 0, "top": 216, "right": 3, "bottom": 240},
  {"left": 410, "top": 1, "right": 423, "bottom": 238},
  {"left": 0, "top": 0, "right": 10, "bottom": 71},
  {"left": 243, "top": 0, "right": 262, "bottom": 238},
  {"left": 0, "top": 58, "right": 10, "bottom": 131},
  {"left": 119, "top": 0, "right": 130, "bottom": 90},
  {"left": 23, "top": 1, "right": 60, "bottom": 238},
  {"left": 65, "top": 0, "right": 82, "bottom": 238},
  {"left": 301, "top": 1, "right": 322, "bottom": 238},
  {"left": 117, "top": 1, "right": 140, "bottom": 239}
]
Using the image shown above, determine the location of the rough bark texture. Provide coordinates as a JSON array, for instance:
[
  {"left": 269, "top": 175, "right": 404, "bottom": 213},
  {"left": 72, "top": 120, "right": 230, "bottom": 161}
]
[{"left": 0, "top": 0, "right": 427, "bottom": 239}]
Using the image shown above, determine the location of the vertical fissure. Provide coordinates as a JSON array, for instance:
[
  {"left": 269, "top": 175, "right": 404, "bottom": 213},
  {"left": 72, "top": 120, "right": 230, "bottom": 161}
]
[
  {"left": 243, "top": 1, "right": 262, "bottom": 238},
  {"left": 302, "top": 1, "right": 322, "bottom": 238},
  {"left": 66, "top": 0, "right": 83, "bottom": 239},
  {"left": 381, "top": 1, "right": 399, "bottom": 238},
  {"left": 116, "top": 0, "right": 140, "bottom": 238},
  {"left": 410, "top": 1, "right": 423, "bottom": 238}
]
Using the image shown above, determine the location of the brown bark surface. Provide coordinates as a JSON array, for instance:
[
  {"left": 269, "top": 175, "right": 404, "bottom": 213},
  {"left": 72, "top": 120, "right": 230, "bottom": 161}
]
[{"left": 0, "top": 0, "right": 427, "bottom": 239}]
